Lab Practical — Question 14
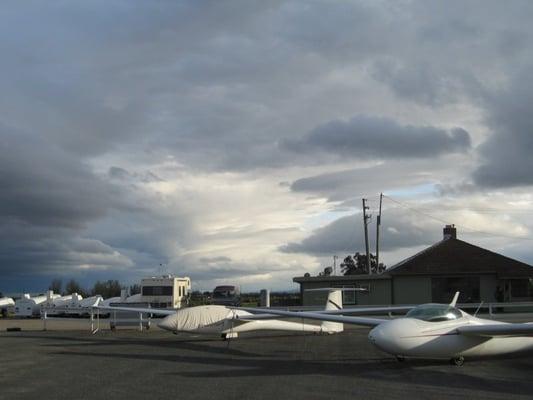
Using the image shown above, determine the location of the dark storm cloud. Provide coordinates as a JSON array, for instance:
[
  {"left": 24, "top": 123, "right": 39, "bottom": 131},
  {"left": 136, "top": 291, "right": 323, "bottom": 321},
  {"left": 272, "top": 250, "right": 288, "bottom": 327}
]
[
  {"left": 368, "top": 2, "right": 532, "bottom": 106},
  {"left": 0, "top": 124, "right": 137, "bottom": 285},
  {"left": 280, "top": 210, "right": 440, "bottom": 257},
  {"left": 1, "top": 1, "right": 478, "bottom": 174},
  {"left": 0, "top": 125, "right": 187, "bottom": 287},
  {"left": 0, "top": 222, "right": 132, "bottom": 277},
  {"left": 352, "top": 2, "right": 533, "bottom": 190},
  {"left": 371, "top": 59, "right": 476, "bottom": 106},
  {"left": 0, "top": 125, "right": 116, "bottom": 228},
  {"left": 473, "top": 68, "right": 533, "bottom": 187},
  {"left": 108, "top": 166, "right": 163, "bottom": 183},
  {"left": 283, "top": 116, "right": 471, "bottom": 160}
]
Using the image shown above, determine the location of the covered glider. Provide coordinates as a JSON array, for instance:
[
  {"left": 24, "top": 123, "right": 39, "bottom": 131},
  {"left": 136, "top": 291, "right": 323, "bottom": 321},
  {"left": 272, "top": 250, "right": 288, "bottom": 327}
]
[
  {"left": 237, "top": 292, "right": 533, "bottom": 366},
  {"left": 96, "top": 289, "right": 381, "bottom": 339}
]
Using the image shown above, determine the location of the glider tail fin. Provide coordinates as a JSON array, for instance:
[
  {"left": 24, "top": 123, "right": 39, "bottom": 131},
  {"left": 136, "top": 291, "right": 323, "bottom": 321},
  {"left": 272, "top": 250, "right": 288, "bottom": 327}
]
[
  {"left": 321, "top": 289, "right": 344, "bottom": 333},
  {"left": 450, "top": 291, "right": 460, "bottom": 307}
]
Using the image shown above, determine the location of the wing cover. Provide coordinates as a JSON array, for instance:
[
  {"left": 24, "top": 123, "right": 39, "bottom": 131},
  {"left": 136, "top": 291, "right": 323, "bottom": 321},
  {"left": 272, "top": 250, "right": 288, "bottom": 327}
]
[{"left": 457, "top": 322, "right": 533, "bottom": 337}]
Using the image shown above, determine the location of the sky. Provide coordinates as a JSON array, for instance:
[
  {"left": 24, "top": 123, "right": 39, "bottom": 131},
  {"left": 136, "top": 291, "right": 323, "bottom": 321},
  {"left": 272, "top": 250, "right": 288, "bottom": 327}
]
[{"left": 2, "top": 0, "right": 533, "bottom": 294}]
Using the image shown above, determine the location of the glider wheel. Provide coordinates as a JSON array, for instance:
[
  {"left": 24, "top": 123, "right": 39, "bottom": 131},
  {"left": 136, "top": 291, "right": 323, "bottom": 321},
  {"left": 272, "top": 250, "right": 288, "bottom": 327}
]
[{"left": 450, "top": 356, "right": 464, "bottom": 366}]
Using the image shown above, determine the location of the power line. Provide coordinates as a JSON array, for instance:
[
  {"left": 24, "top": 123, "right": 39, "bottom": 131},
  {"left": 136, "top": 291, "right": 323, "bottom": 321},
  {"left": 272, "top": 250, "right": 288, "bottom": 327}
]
[
  {"left": 382, "top": 194, "right": 533, "bottom": 242},
  {"left": 418, "top": 207, "right": 533, "bottom": 214}
]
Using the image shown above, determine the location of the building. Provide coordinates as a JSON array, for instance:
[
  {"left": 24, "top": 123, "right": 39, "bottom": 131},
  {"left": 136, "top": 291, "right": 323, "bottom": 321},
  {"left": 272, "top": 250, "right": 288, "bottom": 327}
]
[
  {"left": 294, "top": 225, "right": 533, "bottom": 306},
  {"left": 140, "top": 275, "right": 191, "bottom": 308}
]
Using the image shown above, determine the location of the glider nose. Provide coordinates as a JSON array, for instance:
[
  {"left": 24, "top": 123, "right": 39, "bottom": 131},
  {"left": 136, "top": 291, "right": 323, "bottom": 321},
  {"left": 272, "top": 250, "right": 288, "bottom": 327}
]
[
  {"left": 368, "top": 324, "right": 390, "bottom": 352},
  {"left": 158, "top": 314, "right": 177, "bottom": 332},
  {"left": 368, "top": 319, "right": 418, "bottom": 356}
]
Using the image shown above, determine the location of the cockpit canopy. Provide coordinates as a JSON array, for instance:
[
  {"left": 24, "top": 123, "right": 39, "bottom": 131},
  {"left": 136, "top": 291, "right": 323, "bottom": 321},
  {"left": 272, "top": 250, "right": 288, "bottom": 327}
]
[{"left": 406, "top": 304, "right": 463, "bottom": 322}]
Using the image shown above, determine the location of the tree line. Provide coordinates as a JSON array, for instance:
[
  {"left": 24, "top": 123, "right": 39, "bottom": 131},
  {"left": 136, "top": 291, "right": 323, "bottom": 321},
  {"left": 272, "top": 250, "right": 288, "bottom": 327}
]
[
  {"left": 340, "top": 252, "right": 386, "bottom": 275},
  {"left": 48, "top": 278, "right": 141, "bottom": 299}
]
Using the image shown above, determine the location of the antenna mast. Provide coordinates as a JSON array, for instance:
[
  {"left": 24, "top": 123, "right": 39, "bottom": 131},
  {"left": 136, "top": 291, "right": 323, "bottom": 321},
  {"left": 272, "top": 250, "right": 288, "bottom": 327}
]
[
  {"left": 362, "top": 198, "right": 372, "bottom": 274},
  {"left": 376, "top": 193, "right": 383, "bottom": 272}
]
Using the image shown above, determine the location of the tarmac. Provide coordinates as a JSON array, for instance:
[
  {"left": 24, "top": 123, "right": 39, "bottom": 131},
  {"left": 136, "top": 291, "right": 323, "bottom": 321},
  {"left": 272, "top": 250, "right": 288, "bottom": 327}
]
[{"left": 1, "top": 319, "right": 533, "bottom": 400}]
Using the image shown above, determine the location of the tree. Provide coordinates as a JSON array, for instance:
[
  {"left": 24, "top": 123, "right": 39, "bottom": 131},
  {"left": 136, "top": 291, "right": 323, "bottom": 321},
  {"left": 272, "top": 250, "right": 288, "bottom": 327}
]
[
  {"left": 65, "top": 279, "right": 87, "bottom": 296},
  {"left": 341, "top": 252, "right": 386, "bottom": 275},
  {"left": 340, "top": 255, "right": 357, "bottom": 275},
  {"left": 91, "top": 280, "right": 122, "bottom": 299},
  {"left": 130, "top": 284, "right": 141, "bottom": 295},
  {"left": 48, "top": 278, "right": 62, "bottom": 294}
]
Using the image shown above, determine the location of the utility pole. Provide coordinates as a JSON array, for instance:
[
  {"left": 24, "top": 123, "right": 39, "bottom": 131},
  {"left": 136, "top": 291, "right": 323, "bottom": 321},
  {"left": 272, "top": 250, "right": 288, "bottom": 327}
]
[
  {"left": 362, "top": 198, "right": 372, "bottom": 275},
  {"left": 333, "top": 255, "right": 338, "bottom": 276},
  {"left": 375, "top": 193, "right": 383, "bottom": 272}
]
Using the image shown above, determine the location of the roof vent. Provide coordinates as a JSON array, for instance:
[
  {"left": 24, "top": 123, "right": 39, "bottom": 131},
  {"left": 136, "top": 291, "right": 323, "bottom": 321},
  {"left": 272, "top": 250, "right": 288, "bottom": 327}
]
[{"left": 443, "top": 224, "right": 457, "bottom": 240}]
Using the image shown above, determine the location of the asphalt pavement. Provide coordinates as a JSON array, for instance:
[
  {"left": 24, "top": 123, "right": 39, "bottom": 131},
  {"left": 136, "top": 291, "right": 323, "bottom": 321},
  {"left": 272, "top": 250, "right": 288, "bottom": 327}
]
[{"left": 1, "top": 328, "right": 533, "bottom": 400}]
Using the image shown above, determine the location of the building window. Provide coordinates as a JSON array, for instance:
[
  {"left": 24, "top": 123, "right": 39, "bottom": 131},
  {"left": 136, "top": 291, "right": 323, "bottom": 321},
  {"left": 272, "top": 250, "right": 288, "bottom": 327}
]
[
  {"left": 358, "top": 284, "right": 370, "bottom": 294},
  {"left": 431, "top": 277, "right": 480, "bottom": 303},
  {"left": 332, "top": 285, "right": 355, "bottom": 305},
  {"left": 142, "top": 286, "right": 173, "bottom": 296},
  {"left": 331, "top": 284, "right": 370, "bottom": 305},
  {"left": 510, "top": 279, "right": 532, "bottom": 299},
  {"left": 343, "top": 290, "right": 356, "bottom": 305}
]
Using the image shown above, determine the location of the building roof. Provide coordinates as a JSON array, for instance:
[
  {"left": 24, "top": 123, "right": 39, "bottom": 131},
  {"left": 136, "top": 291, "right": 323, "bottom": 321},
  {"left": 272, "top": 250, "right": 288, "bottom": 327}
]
[
  {"left": 387, "top": 237, "right": 533, "bottom": 278},
  {"left": 294, "top": 225, "right": 533, "bottom": 282}
]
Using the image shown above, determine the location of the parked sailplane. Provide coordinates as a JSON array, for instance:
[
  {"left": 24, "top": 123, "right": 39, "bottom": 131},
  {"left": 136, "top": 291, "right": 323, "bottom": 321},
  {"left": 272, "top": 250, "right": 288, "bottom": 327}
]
[
  {"left": 96, "top": 289, "right": 367, "bottom": 339},
  {"left": 238, "top": 291, "right": 533, "bottom": 365}
]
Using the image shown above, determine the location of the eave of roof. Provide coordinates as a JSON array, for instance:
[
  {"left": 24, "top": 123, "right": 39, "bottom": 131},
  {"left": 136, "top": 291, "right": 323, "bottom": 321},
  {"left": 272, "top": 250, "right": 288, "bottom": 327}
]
[{"left": 293, "top": 274, "right": 391, "bottom": 283}]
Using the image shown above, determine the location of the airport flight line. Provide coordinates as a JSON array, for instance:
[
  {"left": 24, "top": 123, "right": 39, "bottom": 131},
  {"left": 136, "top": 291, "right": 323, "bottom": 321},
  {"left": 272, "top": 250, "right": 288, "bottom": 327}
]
[{"left": 237, "top": 292, "right": 533, "bottom": 366}]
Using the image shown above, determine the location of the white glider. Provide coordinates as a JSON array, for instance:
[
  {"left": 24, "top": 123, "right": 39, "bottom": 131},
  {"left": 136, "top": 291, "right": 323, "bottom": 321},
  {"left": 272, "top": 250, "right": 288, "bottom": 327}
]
[
  {"left": 97, "top": 289, "right": 383, "bottom": 339},
  {"left": 238, "top": 292, "right": 533, "bottom": 365}
]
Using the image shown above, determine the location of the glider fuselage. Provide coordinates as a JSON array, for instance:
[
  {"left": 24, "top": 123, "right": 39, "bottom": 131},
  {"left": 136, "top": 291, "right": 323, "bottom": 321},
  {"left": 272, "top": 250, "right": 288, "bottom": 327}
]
[{"left": 368, "top": 313, "right": 533, "bottom": 358}]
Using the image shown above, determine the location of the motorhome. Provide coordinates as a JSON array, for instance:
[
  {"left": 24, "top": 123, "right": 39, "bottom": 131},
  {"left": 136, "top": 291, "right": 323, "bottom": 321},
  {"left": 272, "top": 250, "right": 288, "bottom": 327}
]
[
  {"left": 212, "top": 285, "right": 241, "bottom": 306},
  {"left": 140, "top": 275, "right": 191, "bottom": 309}
]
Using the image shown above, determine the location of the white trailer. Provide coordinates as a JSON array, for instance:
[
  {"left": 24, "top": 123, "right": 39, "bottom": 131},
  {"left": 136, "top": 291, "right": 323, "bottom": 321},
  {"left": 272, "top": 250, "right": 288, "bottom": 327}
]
[
  {"left": 48, "top": 293, "right": 83, "bottom": 315},
  {"left": 0, "top": 297, "right": 15, "bottom": 316},
  {"left": 15, "top": 294, "right": 47, "bottom": 317},
  {"left": 100, "top": 296, "right": 121, "bottom": 307},
  {"left": 80, "top": 295, "right": 103, "bottom": 308}
]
